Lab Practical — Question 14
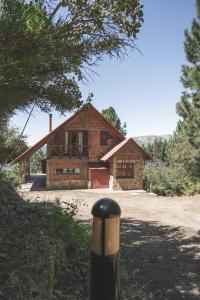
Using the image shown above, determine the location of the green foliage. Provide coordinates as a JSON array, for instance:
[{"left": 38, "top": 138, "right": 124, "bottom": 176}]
[
  {"left": 183, "top": 180, "right": 200, "bottom": 196},
  {"left": 0, "top": 120, "right": 28, "bottom": 165},
  {"left": 144, "top": 0, "right": 200, "bottom": 197},
  {"left": 143, "top": 138, "right": 169, "bottom": 163},
  {"left": 5, "top": 163, "right": 25, "bottom": 186},
  {"left": 144, "top": 122, "right": 200, "bottom": 196},
  {"left": 145, "top": 162, "right": 200, "bottom": 197},
  {"left": 144, "top": 161, "right": 192, "bottom": 196},
  {"left": 0, "top": 190, "right": 91, "bottom": 299},
  {"left": 168, "top": 122, "right": 200, "bottom": 177},
  {"left": 30, "top": 149, "right": 46, "bottom": 174},
  {"left": 176, "top": 0, "right": 200, "bottom": 148},
  {"left": 0, "top": 168, "right": 7, "bottom": 182},
  {"left": 0, "top": 0, "right": 144, "bottom": 116},
  {"left": 101, "top": 106, "right": 127, "bottom": 135}
]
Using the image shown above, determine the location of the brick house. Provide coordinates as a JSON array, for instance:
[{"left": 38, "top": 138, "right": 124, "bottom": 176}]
[{"left": 12, "top": 104, "right": 151, "bottom": 190}]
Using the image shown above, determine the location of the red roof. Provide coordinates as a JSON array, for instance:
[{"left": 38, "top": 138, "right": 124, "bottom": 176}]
[
  {"left": 100, "top": 138, "right": 151, "bottom": 161},
  {"left": 11, "top": 104, "right": 125, "bottom": 164}
]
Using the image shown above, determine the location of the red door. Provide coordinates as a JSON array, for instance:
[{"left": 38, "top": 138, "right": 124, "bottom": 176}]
[{"left": 90, "top": 168, "right": 110, "bottom": 189}]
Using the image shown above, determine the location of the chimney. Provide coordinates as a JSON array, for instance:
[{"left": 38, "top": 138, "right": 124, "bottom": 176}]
[{"left": 49, "top": 114, "right": 52, "bottom": 132}]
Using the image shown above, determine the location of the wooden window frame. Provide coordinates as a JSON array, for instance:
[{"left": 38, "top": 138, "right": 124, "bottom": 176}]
[
  {"left": 100, "top": 131, "right": 113, "bottom": 146},
  {"left": 116, "top": 163, "right": 134, "bottom": 179}
]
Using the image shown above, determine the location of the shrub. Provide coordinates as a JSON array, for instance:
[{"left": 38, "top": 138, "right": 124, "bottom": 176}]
[
  {"left": 6, "top": 164, "right": 23, "bottom": 186},
  {"left": 183, "top": 181, "right": 200, "bottom": 196},
  {"left": 0, "top": 190, "right": 91, "bottom": 300},
  {"left": 144, "top": 160, "right": 198, "bottom": 196}
]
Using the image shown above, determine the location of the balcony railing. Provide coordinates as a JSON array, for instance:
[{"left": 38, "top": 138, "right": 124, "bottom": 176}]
[{"left": 48, "top": 144, "right": 89, "bottom": 158}]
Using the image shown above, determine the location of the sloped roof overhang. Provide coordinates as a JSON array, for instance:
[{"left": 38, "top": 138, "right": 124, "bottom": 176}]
[
  {"left": 11, "top": 104, "right": 125, "bottom": 164},
  {"left": 100, "top": 138, "right": 151, "bottom": 161}
]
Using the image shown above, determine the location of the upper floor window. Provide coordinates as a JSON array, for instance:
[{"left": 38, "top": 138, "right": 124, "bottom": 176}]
[
  {"left": 100, "top": 131, "right": 113, "bottom": 146},
  {"left": 65, "top": 131, "right": 88, "bottom": 146},
  {"left": 116, "top": 163, "right": 134, "bottom": 179}
]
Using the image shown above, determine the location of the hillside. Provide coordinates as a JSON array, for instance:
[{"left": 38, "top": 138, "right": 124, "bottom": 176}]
[
  {"left": 133, "top": 135, "right": 171, "bottom": 146},
  {"left": 0, "top": 181, "right": 90, "bottom": 299}
]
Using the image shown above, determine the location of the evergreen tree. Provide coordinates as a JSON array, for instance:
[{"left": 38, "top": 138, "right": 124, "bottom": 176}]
[
  {"left": 167, "top": 121, "right": 200, "bottom": 177},
  {"left": 143, "top": 138, "right": 169, "bottom": 163},
  {"left": 0, "top": 123, "right": 28, "bottom": 166},
  {"left": 176, "top": 0, "right": 200, "bottom": 147},
  {"left": 0, "top": 0, "right": 144, "bottom": 116},
  {"left": 30, "top": 150, "right": 46, "bottom": 174},
  {"left": 144, "top": 0, "right": 200, "bottom": 196},
  {"left": 101, "top": 106, "right": 127, "bottom": 135}
]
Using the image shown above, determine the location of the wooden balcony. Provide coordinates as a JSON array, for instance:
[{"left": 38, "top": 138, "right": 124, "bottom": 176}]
[{"left": 47, "top": 144, "right": 89, "bottom": 158}]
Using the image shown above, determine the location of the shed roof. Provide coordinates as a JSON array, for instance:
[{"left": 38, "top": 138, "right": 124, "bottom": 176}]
[{"left": 100, "top": 138, "right": 151, "bottom": 161}]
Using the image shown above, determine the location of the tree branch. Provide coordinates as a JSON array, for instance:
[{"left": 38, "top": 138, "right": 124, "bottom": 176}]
[{"left": 50, "top": 1, "right": 63, "bottom": 19}]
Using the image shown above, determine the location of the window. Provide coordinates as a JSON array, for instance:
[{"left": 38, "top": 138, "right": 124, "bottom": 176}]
[
  {"left": 100, "top": 131, "right": 113, "bottom": 146},
  {"left": 65, "top": 131, "right": 88, "bottom": 155},
  {"left": 55, "top": 169, "right": 63, "bottom": 175},
  {"left": 116, "top": 163, "right": 134, "bottom": 179},
  {"left": 68, "top": 168, "right": 73, "bottom": 174},
  {"left": 74, "top": 168, "right": 81, "bottom": 174},
  {"left": 55, "top": 168, "right": 81, "bottom": 175}
]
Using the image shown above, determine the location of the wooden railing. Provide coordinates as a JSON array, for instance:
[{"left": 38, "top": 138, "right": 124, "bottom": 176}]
[{"left": 48, "top": 144, "right": 89, "bottom": 158}]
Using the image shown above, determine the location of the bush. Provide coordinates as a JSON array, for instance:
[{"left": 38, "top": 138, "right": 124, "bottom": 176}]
[
  {"left": 144, "top": 160, "right": 199, "bottom": 196},
  {"left": 0, "top": 169, "right": 7, "bottom": 182},
  {"left": 1, "top": 164, "right": 27, "bottom": 187},
  {"left": 6, "top": 164, "right": 23, "bottom": 186},
  {"left": 0, "top": 188, "right": 91, "bottom": 300},
  {"left": 183, "top": 181, "right": 200, "bottom": 196}
]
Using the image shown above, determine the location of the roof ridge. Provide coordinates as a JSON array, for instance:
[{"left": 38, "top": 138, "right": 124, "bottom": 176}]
[
  {"left": 88, "top": 104, "right": 125, "bottom": 140},
  {"left": 11, "top": 104, "right": 125, "bottom": 164},
  {"left": 101, "top": 137, "right": 151, "bottom": 161}
]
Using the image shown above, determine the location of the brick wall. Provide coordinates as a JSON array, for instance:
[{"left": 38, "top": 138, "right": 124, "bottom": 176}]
[
  {"left": 112, "top": 161, "right": 143, "bottom": 190},
  {"left": 109, "top": 143, "right": 144, "bottom": 190},
  {"left": 46, "top": 159, "right": 88, "bottom": 189},
  {"left": 47, "top": 109, "right": 120, "bottom": 160},
  {"left": 88, "top": 130, "right": 101, "bottom": 159},
  {"left": 45, "top": 109, "right": 146, "bottom": 190}
]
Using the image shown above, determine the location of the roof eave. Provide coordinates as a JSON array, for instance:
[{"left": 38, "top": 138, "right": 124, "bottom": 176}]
[
  {"left": 11, "top": 104, "right": 126, "bottom": 164},
  {"left": 100, "top": 138, "right": 151, "bottom": 161}
]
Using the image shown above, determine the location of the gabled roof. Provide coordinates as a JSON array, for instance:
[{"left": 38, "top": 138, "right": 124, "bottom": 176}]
[
  {"left": 100, "top": 138, "right": 151, "bottom": 161},
  {"left": 11, "top": 104, "right": 125, "bottom": 164}
]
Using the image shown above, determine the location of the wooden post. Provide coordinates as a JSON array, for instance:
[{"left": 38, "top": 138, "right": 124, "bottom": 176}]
[
  {"left": 49, "top": 114, "right": 52, "bottom": 132},
  {"left": 90, "top": 198, "right": 121, "bottom": 300}
]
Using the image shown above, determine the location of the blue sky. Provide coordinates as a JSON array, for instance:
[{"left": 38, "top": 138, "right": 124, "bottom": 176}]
[{"left": 11, "top": 0, "right": 196, "bottom": 146}]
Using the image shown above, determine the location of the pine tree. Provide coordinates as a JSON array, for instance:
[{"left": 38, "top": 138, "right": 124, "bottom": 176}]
[
  {"left": 143, "top": 138, "right": 169, "bottom": 163},
  {"left": 176, "top": 0, "right": 200, "bottom": 147},
  {"left": 0, "top": 0, "right": 144, "bottom": 116},
  {"left": 101, "top": 106, "right": 127, "bottom": 136}
]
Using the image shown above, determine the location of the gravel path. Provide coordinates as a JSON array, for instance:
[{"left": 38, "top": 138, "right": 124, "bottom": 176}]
[{"left": 21, "top": 189, "right": 200, "bottom": 235}]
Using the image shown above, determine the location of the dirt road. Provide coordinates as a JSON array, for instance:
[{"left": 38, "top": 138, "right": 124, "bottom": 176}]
[
  {"left": 21, "top": 189, "right": 200, "bottom": 299},
  {"left": 21, "top": 189, "right": 200, "bottom": 235}
]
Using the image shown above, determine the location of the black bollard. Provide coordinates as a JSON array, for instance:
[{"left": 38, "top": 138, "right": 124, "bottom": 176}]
[{"left": 90, "top": 198, "right": 121, "bottom": 300}]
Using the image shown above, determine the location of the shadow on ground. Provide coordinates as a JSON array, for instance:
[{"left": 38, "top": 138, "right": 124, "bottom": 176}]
[
  {"left": 121, "top": 218, "right": 200, "bottom": 300},
  {"left": 30, "top": 174, "right": 46, "bottom": 191}
]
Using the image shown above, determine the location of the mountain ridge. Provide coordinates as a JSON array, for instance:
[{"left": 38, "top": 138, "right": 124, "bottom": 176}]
[{"left": 133, "top": 135, "right": 171, "bottom": 146}]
